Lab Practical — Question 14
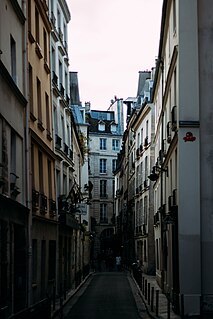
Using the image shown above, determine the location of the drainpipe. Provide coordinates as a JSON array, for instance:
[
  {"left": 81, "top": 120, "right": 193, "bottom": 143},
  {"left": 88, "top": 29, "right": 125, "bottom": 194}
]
[
  {"left": 22, "top": 0, "right": 32, "bottom": 307},
  {"left": 159, "top": 58, "right": 165, "bottom": 291}
]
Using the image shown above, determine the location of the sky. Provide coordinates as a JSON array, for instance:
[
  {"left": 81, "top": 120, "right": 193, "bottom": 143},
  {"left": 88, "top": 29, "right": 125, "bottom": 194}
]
[{"left": 67, "top": 0, "right": 163, "bottom": 110}]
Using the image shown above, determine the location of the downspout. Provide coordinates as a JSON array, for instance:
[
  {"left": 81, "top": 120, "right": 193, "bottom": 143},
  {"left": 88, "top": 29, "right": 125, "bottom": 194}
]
[
  {"left": 22, "top": 0, "right": 32, "bottom": 306},
  {"left": 160, "top": 58, "right": 165, "bottom": 291}
]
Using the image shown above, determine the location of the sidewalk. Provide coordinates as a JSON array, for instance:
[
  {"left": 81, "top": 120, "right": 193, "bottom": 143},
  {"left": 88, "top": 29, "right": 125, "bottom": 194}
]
[
  {"left": 51, "top": 272, "right": 93, "bottom": 318},
  {"left": 131, "top": 271, "right": 181, "bottom": 319}
]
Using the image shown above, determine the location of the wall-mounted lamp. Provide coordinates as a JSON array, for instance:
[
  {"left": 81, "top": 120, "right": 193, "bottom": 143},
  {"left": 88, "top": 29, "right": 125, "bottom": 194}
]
[{"left": 148, "top": 166, "right": 168, "bottom": 181}]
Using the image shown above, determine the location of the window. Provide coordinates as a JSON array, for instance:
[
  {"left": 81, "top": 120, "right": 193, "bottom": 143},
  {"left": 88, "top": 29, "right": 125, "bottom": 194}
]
[
  {"left": 112, "top": 139, "right": 120, "bottom": 151},
  {"left": 51, "top": 47, "right": 55, "bottom": 72},
  {"left": 110, "top": 123, "right": 117, "bottom": 132},
  {"left": 61, "top": 115, "right": 65, "bottom": 142},
  {"left": 100, "top": 138, "right": 107, "bottom": 150},
  {"left": 31, "top": 144, "right": 35, "bottom": 188},
  {"left": 64, "top": 22, "right": 67, "bottom": 43},
  {"left": 144, "top": 156, "right": 148, "bottom": 180},
  {"left": 67, "top": 125, "right": 70, "bottom": 146},
  {"left": 100, "top": 203, "right": 108, "bottom": 223},
  {"left": 144, "top": 239, "right": 147, "bottom": 262},
  {"left": 112, "top": 180, "right": 115, "bottom": 198},
  {"left": 174, "top": 68, "right": 177, "bottom": 106},
  {"left": 43, "top": 28, "right": 47, "bottom": 61},
  {"left": 56, "top": 169, "right": 60, "bottom": 198},
  {"left": 65, "top": 71, "right": 68, "bottom": 96},
  {"left": 173, "top": 0, "right": 176, "bottom": 33},
  {"left": 137, "top": 132, "right": 140, "bottom": 148},
  {"left": 146, "top": 120, "right": 149, "bottom": 138},
  {"left": 28, "top": 0, "right": 32, "bottom": 32},
  {"left": 144, "top": 196, "right": 148, "bottom": 225},
  {"left": 139, "top": 199, "right": 142, "bottom": 225},
  {"left": 35, "top": 7, "right": 39, "bottom": 43},
  {"left": 98, "top": 122, "right": 105, "bottom": 131},
  {"left": 10, "top": 35, "right": 16, "bottom": 82},
  {"left": 10, "top": 130, "right": 16, "bottom": 175},
  {"left": 141, "top": 128, "right": 143, "bottom": 146},
  {"left": 100, "top": 159, "right": 107, "bottom": 174},
  {"left": 54, "top": 106, "right": 58, "bottom": 134},
  {"left": 29, "top": 64, "right": 34, "bottom": 114},
  {"left": 59, "top": 60, "right": 63, "bottom": 84},
  {"left": 100, "top": 180, "right": 107, "bottom": 198},
  {"left": 57, "top": 8, "right": 61, "bottom": 29},
  {"left": 112, "top": 159, "right": 117, "bottom": 172},
  {"left": 47, "top": 160, "right": 52, "bottom": 198},
  {"left": 63, "top": 173, "right": 67, "bottom": 195},
  {"left": 45, "top": 93, "right": 50, "bottom": 134},
  {"left": 37, "top": 77, "right": 42, "bottom": 123},
  {"left": 38, "top": 150, "right": 43, "bottom": 193}
]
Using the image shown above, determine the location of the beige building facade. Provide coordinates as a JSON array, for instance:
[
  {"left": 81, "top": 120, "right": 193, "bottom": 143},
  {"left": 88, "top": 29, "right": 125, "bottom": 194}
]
[
  {"left": 27, "top": 0, "right": 57, "bottom": 305},
  {"left": 0, "top": 0, "right": 28, "bottom": 316}
]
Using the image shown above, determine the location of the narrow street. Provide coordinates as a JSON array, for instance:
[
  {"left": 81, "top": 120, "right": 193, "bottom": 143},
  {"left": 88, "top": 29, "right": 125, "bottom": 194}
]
[{"left": 60, "top": 271, "right": 149, "bottom": 319}]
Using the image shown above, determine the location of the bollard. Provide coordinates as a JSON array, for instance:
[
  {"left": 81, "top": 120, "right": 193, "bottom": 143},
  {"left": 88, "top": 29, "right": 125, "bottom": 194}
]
[
  {"left": 53, "top": 283, "right": 56, "bottom": 311},
  {"left": 167, "top": 293, "right": 170, "bottom": 319},
  {"left": 148, "top": 283, "right": 150, "bottom": 305},
  {"left": 64, "top": 279, "right": 67, "bottom": 300},
  {"left": 60, "top": 295, "right": 63, "bottom": 319},
  {"left": 142, "top": 277, "right": 145, "bottom": 295},
  {"left": 156, "top": 290, "right": 159, "bottom": 317},
  {"left": 181, "top": 294, "right": 184, "bottom": 319},
  {"left": 60, "top": 282, "right": 63, "bottom": 318},
  {"left": 145, "top": 279, "right": 147, "bottom": 299},
  {"left": 151, "top": 287, "right": 154, "bottom": 312}
]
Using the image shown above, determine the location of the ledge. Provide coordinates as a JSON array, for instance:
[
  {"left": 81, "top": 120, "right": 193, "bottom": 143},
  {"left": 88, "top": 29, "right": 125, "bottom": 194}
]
[{"left": 9, "top": 0, "right": 26, "bottom": 24}]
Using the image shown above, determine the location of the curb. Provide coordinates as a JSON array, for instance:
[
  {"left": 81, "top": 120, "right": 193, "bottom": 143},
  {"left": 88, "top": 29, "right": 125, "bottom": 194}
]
[
  {"left": 130, "top": 272, "right": 160, "bottom": 319},
  {"left": 51, "top": 272, "right": 94, "bottom": 318}
]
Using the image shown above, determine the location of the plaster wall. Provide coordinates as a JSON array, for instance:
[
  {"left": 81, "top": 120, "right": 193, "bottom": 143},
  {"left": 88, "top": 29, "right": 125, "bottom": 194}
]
[
  {"left": 198, "top": 0, "right": 213, "bottom": 306},
  {"left": 178, "top": 0, "right": 201, "bottom": 315}
]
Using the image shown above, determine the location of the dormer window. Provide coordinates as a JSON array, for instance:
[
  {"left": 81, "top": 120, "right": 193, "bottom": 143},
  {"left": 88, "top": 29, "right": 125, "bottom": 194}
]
[
  {"left": 98, "top": 120, "right": 105, "bottom": 131},
  {"left": 110, "top": 122, "right": 117, "bottom": 132}
]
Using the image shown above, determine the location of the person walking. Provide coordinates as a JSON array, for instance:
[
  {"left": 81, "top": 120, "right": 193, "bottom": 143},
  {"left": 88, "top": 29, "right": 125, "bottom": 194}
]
[{"left": 115, "top": 256, "right": 122, "bottom": 271}]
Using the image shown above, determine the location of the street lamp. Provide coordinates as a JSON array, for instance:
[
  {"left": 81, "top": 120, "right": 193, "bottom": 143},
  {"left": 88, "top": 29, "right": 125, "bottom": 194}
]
[{"left": 148, "top": 165, "right": 168, "bottom": 181}]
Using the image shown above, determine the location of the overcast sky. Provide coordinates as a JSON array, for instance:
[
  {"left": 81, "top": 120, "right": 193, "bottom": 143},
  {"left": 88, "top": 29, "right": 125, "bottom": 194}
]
[{"left": 67, "top": 0, "right": 163, "bottom": 110}]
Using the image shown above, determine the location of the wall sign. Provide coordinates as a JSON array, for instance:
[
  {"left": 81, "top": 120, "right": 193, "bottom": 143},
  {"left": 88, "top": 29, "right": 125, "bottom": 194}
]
[{"left": 183, "top": 132, "right": 196, "bottom": 142}]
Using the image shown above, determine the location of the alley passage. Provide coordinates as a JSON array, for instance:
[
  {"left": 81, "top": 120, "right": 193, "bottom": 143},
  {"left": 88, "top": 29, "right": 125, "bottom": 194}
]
[{"left": 63, "top": 272, "right": 146, "bottom": 319}]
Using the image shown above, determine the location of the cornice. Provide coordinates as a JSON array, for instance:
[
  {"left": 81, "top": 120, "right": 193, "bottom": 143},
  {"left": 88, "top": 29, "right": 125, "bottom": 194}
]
[
  {"left": 9, "top": 0, "right": 26, "bottom": 25},
  {"left": 58, "top": 0, "right": 71, "bottom": 23}
]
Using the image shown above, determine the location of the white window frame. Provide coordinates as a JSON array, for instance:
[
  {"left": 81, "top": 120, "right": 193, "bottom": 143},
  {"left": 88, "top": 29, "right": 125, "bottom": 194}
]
[
  {"left": 100, "top": 159, "right": 107, "bottom": 174},
  {"left": 112, "top": 139, "right": 120, "bottom": 151},
  {"left": 100, "top": 138, "right": 107, "bottom": 150}
]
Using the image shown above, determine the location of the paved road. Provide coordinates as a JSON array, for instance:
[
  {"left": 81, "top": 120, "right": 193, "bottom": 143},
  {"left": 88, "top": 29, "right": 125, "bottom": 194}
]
[{"left": 63, "top": 272, "right": 148, "bottom": 319}]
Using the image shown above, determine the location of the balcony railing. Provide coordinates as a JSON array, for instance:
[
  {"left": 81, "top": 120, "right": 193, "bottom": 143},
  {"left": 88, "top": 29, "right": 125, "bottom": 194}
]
[
  {"left": 32, "top": 189, "right": 39, "bottom": 210},
  {"left": 40, "top": 193, "right": 47, "bottom": 214},
  {"left": 49, "top": 199, "right": 56, "bottom": 217}
]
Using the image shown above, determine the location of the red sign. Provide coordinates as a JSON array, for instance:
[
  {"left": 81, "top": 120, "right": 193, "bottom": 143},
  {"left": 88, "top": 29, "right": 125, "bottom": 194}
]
[{"left": 183, "top": 132, "right": 196, "bottom": 142}]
